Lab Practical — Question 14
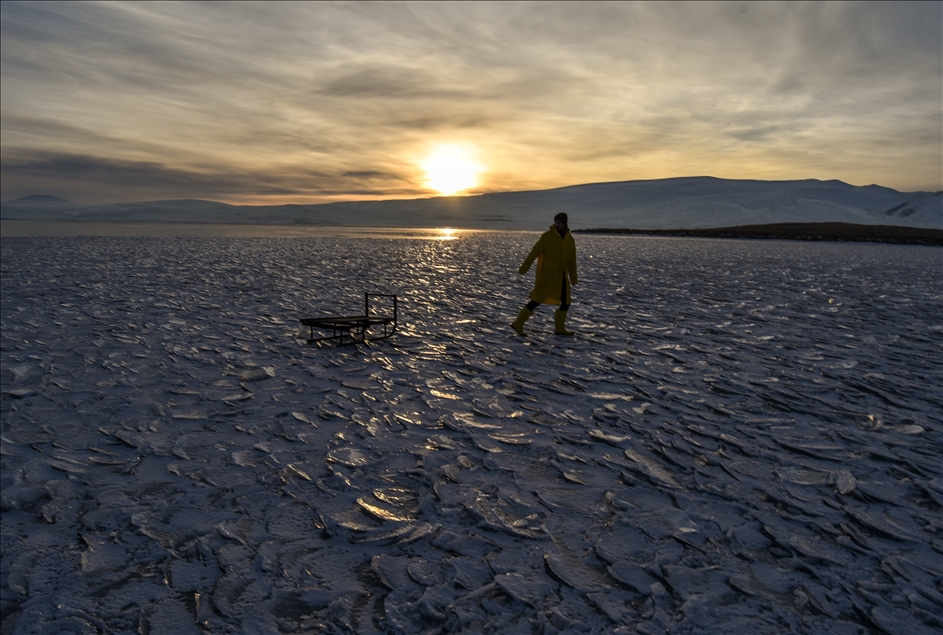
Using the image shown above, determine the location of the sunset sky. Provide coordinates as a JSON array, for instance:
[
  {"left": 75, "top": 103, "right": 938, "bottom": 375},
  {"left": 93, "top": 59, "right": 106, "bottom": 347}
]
[{"left": 1, "top": 1, "right": 940, "bottom": 205}]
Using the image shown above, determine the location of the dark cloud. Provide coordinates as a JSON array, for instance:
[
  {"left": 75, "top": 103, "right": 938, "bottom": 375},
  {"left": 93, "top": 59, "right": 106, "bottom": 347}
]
[
  {"left": 317, "top": 66, "right": 440, "bottom": 99},
  {"left": 3, "top": 151, "right": 222, "bottom": 188},
  {"left": 0, "top": 149, "right": 420, "bottom": 203},
  {"left": 342, "top": 171, "right": 398, "bottom": 180}
]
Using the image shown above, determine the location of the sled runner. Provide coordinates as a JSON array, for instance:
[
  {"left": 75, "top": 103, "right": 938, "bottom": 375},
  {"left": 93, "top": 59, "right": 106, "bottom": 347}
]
[{"left": 300, "top": 293, "right": 398, "bottom": 345}]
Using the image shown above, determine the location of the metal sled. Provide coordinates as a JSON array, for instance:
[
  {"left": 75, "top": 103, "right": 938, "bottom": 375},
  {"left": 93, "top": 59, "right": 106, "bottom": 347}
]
[{"left": 300, "top": 293, "right": 398, "bottom": 345}]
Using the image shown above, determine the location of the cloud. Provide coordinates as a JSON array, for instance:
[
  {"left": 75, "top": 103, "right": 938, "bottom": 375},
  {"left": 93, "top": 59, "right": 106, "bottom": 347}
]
[
  {"left": 316, "top": 65, "right": 443, "bottom": 99},
  {"left": 342, "top": 171, "right": 396, "bottom": 180},
  {"left": 1, "top": 1, "right": 939, "bottom": 203},
  {"left": 0, "top": 149, "right": 424, "bottom": 203},
  {"left": 1, "top": 150, "right": 293, "bottom": 200}
]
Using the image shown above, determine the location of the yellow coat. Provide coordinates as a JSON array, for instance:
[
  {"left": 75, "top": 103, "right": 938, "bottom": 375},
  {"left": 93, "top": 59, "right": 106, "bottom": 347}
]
[{"left": 519, "top": 227, "right": 578, "bottom": 304}]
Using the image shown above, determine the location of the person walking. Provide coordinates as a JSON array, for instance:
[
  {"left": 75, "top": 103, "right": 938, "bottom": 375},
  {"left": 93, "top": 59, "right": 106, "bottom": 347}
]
[{"left": 512, "top": 212, "right": 578, "bottom": 336}]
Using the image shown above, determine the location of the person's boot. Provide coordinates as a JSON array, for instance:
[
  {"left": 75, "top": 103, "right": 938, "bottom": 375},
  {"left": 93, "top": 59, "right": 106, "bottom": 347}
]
[
  {"left": 512, "top": 307, "right": 533, "bottom": 336},
  {"left": 554, "top": 310, "right": 574, "bottom": 336}
]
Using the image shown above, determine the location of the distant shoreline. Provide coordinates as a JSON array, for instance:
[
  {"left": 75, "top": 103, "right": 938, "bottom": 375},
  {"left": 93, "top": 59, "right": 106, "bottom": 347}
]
[
  {"left": 3, "top": 220, "right": 941, "bottom": 245},
  {"left": 574, "top": 222, "right": 943, "bottom": 246}
]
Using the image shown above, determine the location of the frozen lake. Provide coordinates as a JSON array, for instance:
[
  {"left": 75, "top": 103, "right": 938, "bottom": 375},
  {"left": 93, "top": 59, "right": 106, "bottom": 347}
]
[{"left": 1, "top": 232, "right": 941, "bottom": 635}]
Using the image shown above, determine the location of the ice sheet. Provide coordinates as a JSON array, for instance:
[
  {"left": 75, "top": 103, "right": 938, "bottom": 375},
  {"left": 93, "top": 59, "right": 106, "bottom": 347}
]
[{"left": 2, "top": 233, "right": 941, "bottom": 634}]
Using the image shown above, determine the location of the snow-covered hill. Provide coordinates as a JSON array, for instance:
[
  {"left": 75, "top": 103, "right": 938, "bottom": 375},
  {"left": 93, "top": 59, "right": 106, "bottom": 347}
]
[{"left": 2, "top": 177, "right": 940, "bottom": 230}]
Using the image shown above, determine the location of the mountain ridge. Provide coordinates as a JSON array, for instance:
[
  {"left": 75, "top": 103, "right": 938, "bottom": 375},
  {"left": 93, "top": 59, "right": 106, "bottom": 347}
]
[
  {"left": 3, "top": 177, "right": 940, "bottom": 230},
  {"left": 5, "top": 194, "right": 76, "bottom": 206}
]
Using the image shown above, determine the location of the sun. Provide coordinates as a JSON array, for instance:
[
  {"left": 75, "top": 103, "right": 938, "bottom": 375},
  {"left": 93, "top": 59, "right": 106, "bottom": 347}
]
[{"left": 421, "top": 145, "right": 482, "bottom": 195}]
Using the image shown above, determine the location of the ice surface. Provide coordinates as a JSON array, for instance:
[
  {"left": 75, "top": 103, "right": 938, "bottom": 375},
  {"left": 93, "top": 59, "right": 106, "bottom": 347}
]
[{"left": 1, "top": 233, "right": 941, "bottom": 634}]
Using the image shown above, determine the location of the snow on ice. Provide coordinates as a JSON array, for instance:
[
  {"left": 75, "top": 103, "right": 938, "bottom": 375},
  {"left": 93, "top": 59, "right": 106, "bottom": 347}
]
[{"left": 1, "top": 232, "right": 941, "bottom": 634}]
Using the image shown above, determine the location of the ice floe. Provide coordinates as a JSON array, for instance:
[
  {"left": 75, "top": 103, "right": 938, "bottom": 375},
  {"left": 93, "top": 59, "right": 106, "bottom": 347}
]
[{"left": 1, "top": 232, "right": 941, "bottom": 634}]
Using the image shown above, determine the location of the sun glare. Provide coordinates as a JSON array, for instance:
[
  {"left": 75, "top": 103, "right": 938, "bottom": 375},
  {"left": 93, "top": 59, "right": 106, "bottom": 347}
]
[
  {"left": 436, "top": 227, "right": 457, "bottom": 240},
  {"left": 421, "top": 145, "right": 481, "bottom": 195}
]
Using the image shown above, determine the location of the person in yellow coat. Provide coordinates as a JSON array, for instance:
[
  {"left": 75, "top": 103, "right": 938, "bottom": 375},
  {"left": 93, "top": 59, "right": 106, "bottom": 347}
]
[{"left": 512, "top": 212, "right": 578, "bottom": 336}]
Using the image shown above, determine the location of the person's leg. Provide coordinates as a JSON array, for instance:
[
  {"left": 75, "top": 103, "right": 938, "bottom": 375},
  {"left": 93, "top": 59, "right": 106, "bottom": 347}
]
[
  {"left": 555, "top": 277, "right": 574, "bottom": 335},
  {"left": 513, "top": 301, "right": 539, "bottom": 336}
]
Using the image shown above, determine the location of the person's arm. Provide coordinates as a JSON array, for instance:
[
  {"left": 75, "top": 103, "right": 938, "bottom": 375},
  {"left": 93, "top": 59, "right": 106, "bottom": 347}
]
[{"left": 519, "top": 234, "right": 546, "bottom": 274}]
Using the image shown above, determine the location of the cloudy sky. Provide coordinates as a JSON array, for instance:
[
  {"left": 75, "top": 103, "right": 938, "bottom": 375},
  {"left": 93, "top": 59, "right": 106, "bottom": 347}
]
[{"left": 1, "top": 1, "right": 940, "bottom": 205}]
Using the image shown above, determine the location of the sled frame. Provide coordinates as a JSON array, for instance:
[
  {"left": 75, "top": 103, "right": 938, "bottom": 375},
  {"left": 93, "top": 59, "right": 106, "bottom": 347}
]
[{"left": 300, "top": 293, "right": 397, "bottom": 345}]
